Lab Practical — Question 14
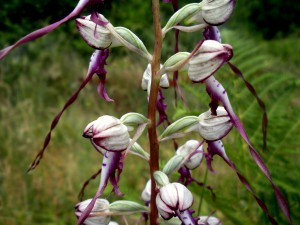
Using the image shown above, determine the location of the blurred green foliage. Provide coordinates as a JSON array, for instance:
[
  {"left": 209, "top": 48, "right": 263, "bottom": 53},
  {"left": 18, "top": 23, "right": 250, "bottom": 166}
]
[{"left": 0, "top": 0, "right": 299, "bottom": 225}]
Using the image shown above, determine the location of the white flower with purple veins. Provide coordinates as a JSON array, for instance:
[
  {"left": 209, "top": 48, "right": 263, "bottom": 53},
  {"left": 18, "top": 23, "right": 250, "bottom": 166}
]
[
  {"left": 176, "top": 140, "right": 203, "bottom": 170},
  {"left": 76, "top": 13, "right": 152, "bottom": 61},
  {"left": 77, "top": 115, "right": 130, "bottom": 225},
  {"left": 198, "top": 106, "right": 233, "bottom": 141},
  {"left": 75, "top": 198, "right": 110, "bottom": 225},
  {"left": 188, "top": 40, "right": 232, "bottom": 82},
  {"left": 83, "top": 115, "right": 130, "bottom": 151},
  {"left": 189, "top": 0, "right": 236, "bottom": 26},
  {"left": 156, "top": 182, "right": 195, "bottom": 224}
]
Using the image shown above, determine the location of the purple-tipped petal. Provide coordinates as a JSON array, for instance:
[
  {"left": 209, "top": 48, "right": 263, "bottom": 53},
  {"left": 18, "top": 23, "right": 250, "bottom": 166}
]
[
  {"left": 27, "top": 50, "right": 110, "bottom": 172},
  {"left": 205, "top": 76, "right": 292, "bottom": 224},
  {"left": 78, "top": 167, "right": 102, "bottom": 201},
  {"left": 97, "top": 74, "right": 114, "bottom": 102},
  {"left": 227, "top": 62, "right": 268, "bottom": 149},
  {"left": 0, "top": 0, "right": 95, "bottom": 60},
  {"left": 203, "top": 26, "right": 222, "bottom": 43},
  {"left": 207, "top": 140, "right": 279, "bottom": 225},
  {"left": 76, "top": 151, "right": 123, "bottom": 225}
]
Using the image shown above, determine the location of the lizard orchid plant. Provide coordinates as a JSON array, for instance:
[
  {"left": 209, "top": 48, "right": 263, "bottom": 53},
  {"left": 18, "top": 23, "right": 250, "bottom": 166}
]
[{"left": 0, "top": 0, "right": 292, "bottom": 225}]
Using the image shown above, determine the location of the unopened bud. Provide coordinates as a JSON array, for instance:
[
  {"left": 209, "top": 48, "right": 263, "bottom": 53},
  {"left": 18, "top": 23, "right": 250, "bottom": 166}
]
[
  {"left": 76, "top": 14, "right": 151, "bottom": 60},
  {"left": 75, "top": 199, "right": 110, "bottom": 225},
  {"left": 188, "top": 40, "right": 233, "bottom": 82},
  {"left": 83, "top": 115, "right": 130, "bottom": 151},
  {"left": 201, "top": 0, "right": 235, "bottom": 25},
  {"left": 198, "top": 106, "right": 233, "bottom": 141},
  {"left": 176, "top": 140, "right": 203, "bottom": 170},
  {"left": 156, "top": 183, "right": 193, "bottom": 220},
  {"left": 188, "top": 0, "right": 236, "bottom": 26}
]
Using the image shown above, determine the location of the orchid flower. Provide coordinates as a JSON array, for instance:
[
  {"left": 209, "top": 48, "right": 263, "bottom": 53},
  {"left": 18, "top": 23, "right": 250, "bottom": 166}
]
[
  {"left": 154, "top": 171, "right": 198, "bottom": 225},
  {"left": 77, "top": 115, "right": 130, "bottom": 225},
  {"left": 0, "top": 0, "right": 103, "bottom": 60}
]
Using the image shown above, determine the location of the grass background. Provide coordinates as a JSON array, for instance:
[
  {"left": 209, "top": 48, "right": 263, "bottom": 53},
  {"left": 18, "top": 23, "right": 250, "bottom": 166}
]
[{"left": 0, "top": 1, "right": 300, "bottom": 225}]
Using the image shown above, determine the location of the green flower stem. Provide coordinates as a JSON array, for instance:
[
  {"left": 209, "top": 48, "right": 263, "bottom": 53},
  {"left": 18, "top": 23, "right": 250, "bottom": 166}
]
[{"left": 149, "top": 0, "right": 163, "bottom": 224}]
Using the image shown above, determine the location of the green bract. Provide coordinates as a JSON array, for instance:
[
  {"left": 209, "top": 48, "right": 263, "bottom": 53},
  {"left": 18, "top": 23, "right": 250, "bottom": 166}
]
[
  {"left": 163, "top": 52, "right": 190, "bottom": 73},
  {"left": 154, "top": 171, "right": 170, "bottom": 187},
  {"left": 163, "top": 3, "right": 201, "bottom": 34},
  {"left": 109, "top": 201, "right": 149, "bottom": 214},
  {"left": 162, "top": 154, "right": 184, "bottom": 175},
  {"left": 159, "top": 116, "right": 200, "bottom": 141}
]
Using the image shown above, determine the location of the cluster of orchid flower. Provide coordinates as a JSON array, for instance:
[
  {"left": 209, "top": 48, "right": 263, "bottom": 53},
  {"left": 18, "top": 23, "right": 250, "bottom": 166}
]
[{"left": 0, "top": 0, "right": 293, "bottom": 224}]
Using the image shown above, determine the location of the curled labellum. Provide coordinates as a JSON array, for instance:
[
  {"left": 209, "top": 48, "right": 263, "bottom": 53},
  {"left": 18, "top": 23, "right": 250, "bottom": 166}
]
[{"left": 198, "top": 106, "right": 233, "bottom": 141}]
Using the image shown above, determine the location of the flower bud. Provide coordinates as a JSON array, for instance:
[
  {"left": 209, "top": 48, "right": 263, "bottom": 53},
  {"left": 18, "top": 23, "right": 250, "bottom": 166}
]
[
  {"left": 75, "top": 198, "right": 110, "bottom": 225},
  {"left": 199, "top": 216, "right": 222, "bottom": 225},
  {"left": 176, "top": 140, "right": 204, "bottom": 170},
  {"left": 76, "top": 14, "right": 151, "bottom": 60},
  {"left": 141, "top": 179, "right": 151, "bottom": 202},
  {"left": 83, "top": 115, "right": 130, "bottom": 151},
  {"left": 188, "top": 40, "right": 233, "bottom": 82},
  {"left": 188, "top": 0, "right": 236, "bottom": 26},
  {"left": 198, "top": 106, "right": 233, "bottom": 141},
  {"left": 141, "top": 64, "right": 169, "bottom": 93},
  {"left": 76, "top": 15, "right": 112, "bottom": 49},
  {"left": 156, "top": 183, "right": 193, "bottom": 220},
  {"left": 201, "top": 0, "right": 235, "bottom": 25}
]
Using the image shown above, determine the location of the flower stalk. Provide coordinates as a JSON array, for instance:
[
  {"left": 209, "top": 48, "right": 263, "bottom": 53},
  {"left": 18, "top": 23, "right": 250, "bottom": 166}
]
[{"left": 149, "top": 0, "right": 163, "bottom": 224}]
